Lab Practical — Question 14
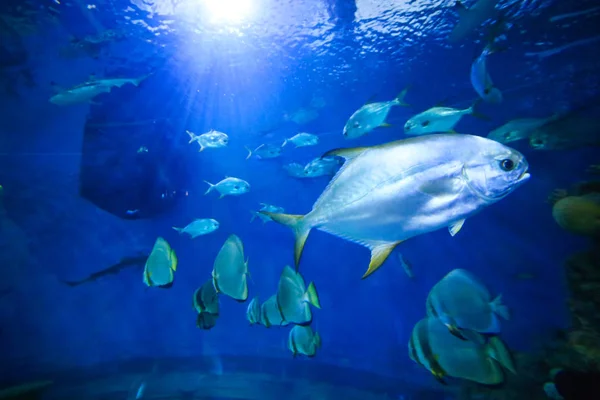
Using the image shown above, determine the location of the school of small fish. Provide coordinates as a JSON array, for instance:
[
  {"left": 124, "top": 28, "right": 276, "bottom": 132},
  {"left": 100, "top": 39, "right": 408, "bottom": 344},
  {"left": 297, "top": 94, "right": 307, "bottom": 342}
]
[{"left": 46, "top": 0, "right": 600, "bottom": 383}]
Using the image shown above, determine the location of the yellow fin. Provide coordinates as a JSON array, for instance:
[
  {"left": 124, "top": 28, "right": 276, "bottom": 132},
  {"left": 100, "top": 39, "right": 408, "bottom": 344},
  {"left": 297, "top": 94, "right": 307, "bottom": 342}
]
[
  {"left": 448, "top": 219, "right": 465, "bottom": 236},
  {"left": 260, "top": 212, "right": 310, "bottom": 269},
  {"left": 362, "top": 241, "right": 402, "bottom": 279},
  {"left": 305, "top": 281, "right": 321, "bottom": 309},
  {"left": 314, "top": 332, "right": 322, "bottom": 348},
  {"left": 143, "top": 268, "right": 152, "bottom": 287},
  {"left": 170, "top": 248, "right": 178, "bottom": 271},
  {"left": 322, "top": 146, "right": 370, "bottom": 161},
  {"left": 487, "top": 336, "right": 517, "bottom": 374},
  {"left": 447, "top": 129, "right": 458, "bottom": 134},
  {"left": 380, "top": 122, "right": 392, "bottom": 128}
]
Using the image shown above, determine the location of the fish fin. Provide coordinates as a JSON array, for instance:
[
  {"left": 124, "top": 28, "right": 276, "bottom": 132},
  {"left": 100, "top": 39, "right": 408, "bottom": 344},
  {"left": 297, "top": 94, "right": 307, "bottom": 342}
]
[
  {"left": 448, "top": 219, "right": 466, "bottom": 236},
  {"left": 469, "top": 99, "right": 490, "bottom": 121},
  {"left": 314, "top": 332, "right": 322, "bottom": 348},
  {"left": 250, "top": 211, "right": 258, "bottom": 223},
  {"left": 260, "top": 212, "right": 310, "bottom": 269},
  {"left": 362, "top": 241, "right": 402, "bottom": 279},
  {"left": 322, "top": 146, "right": 369, "bottom": 161},
  {"left": 490, "top": 294, "right": 510, "bottom": 320},
  {"left": 305, "top": 282, "right": 321, "bottom": 309},
  {"left": 88, "top": 73, "right": 97, "bottom": 81},
  {"left": 282, "top": 139, "right": 288, "bottom": 147},
  {"left": 143, "top": 268, "right": 152, "bottom": 287},
  {"left": 186, "top": 130, "right": 196, "bottom": 143},
  {"left": 486, "top": 336, "right": 516, "bottom": 374},
  {"left": 364, "top": 93, "right": 378, "bottom": 104},
  {"left": 433, "top": 97, "right": 449, "bottom": 107},
  {"left": 458, "top": 329, "right": 486, "bottom": 344},
  {"left": 204, "top": 181, "right": 215, "bottom": 195},
  {"left": 447, "top": 129, "right": 458, "bottom": 134},
  {"left": 170, "top": 249, "right": 178, "bottom": 271},
  {"left": 198, "top": 144, "right": 205, "bottom": 152},
  {"left": 245, "top": 146, "right": 252, "bottom": 160},
  {"left": 172, "top": 226, "right": 183, "bottom": 234},
  {"left": 380, "top": 122, "right": 392, "bottom": 128},
  {"left": 218, "top": 194, "right": 225, "bottom": 199},
  {"left": 418, "top": 177, "right": 463, "bottom": 197},
  {"left": 395, "top": 86, "right": 411, "bottom": 106},
  {"left": 447, "top": 324, "right": 468, "bottom": 341},
  {"left": 133, "top": 72, "right": 153, "bottom": 86},
  {"left": 455, "top": 0, "right": 468, "bottom": 17}
]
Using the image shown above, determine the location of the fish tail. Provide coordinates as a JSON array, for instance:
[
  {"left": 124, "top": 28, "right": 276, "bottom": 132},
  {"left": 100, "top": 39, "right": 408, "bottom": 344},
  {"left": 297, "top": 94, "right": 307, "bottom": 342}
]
[
  {"left": 282, "top": 139, "right": 288, "bottom": 147},
  {"left": 250, "top": 211, "right": 258, "bottom": 223},
  {"left": 486, "top": 336, "right": 517, "bottom": 374},
  {"left": 245, "top": 146, "right": 252, "bottom": 160},
  {"left": 305, "top": 281, "right": 321, "bottom": 309},
  {"left": 134, "top": 72, "right": 153, "bottom": 86},
  {"left": 186, "top": 130, "right": 196, "bottom": 143},
  {"left": 172, "top": 226, "right": 183, "bottom": 234},
  {"left": 490, "top": 294, "right": 510, "bottom": 320},
  {"left": 394, "top": 85, "right": 411, "bottom": 107},
  {"left": 469, "top": 99, "right": 490, "bottom": 121},
  {"left": 204, "top": 181, "right": 215, "bottom": 195},
  {"left": 261, "top": 212, "right": 311, "bottom": 269}
]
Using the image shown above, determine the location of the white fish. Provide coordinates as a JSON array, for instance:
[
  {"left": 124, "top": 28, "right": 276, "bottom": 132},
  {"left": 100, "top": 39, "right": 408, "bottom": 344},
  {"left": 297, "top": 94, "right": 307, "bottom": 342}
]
[
  {"left": 245, "top": 143, "right": 282, "bottom": 160},
  {"left": 186, "top": 130, "right": 229, "bottom": 152},
  {"left": 470, "top": 46, "right": 502, "bottom": 104},
  {"left": 303, "top": 156, "right": 342, "bottom": 178},
  {"left": 282, "top": 133, "right": 319, "bottom": 148},
  {"left": 49, "top": 73, "right": 151, "bottom": 105},
  {"left": 260, "top": 294, "right": 289, "bottom": 327},
  {"left": 204, "top": 177, "right": 250, "bottom": 198},
  {"left": 261, "top": 134, "right": 529, "bottom": 279},
  {"left": 251, "top": 203, "right": 285, "bottom": 223},
  {"left": 487, "top": 115, "right": 558, "bottom": 144},
  {"left": 212, "top": 234, "right": 249, "bottom": 301},
  {"left": 143, "top": 237, "right": 177, "bottom": 288},
  {"left": 404, "top": 102, "right": 485, "bottom": 135},
  {"left": 343, "top": 89, "right": 410, "bottom": 139},
  {"left": 449, "top": 0, "right": 500, "bottom": 43},
  {"left": 172, "top": 218, "right": 219, "bottom": 238},
  {"left": 288, "top": 325, "right": 321, "bottom": 357},
  {"left": 276, "top": 266, "right": 321, "bottom": 325}
]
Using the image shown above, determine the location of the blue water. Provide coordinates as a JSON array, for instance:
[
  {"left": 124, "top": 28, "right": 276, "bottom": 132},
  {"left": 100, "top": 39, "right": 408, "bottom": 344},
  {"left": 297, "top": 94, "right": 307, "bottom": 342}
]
[{"left": 1, "top": 0, "right": 599, "bottom": 397}]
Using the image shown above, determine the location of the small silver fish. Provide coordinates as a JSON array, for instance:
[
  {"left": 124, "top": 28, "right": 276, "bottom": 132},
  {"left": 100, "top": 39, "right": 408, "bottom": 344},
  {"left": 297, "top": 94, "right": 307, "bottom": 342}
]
[
  {"left": 404, "top": 102, "right": 484, "bottom": 135},
  {"left": 212, "top": 234, "right": 249, "bottom": 301},
  {"left": 49, "top": 73, "right": 151, "bottom": 105},
  {"left": 488, "top": 115, "right": 558, "bottom": 144},
  {"left": 282, "top": 133, "right": 319, "bottom": 148},
  {"left": 283, "top": 163, "right": 308, "bottom": 178},
  {"left": 204, "top": 177, "right": 250, "bottom": 198},
  {"left": 303, "top": 156, "right": 342, "bottom": 177},
  {"left": 470, "top": 46, "right": 502, "bottom": 104},
  {"left": 186, "top": 130, "right": 229, "bottom": 152},
  {"left": 245, "top": 143, "right": 282, "bottom": 160},
  {"left": 246, "top": 297, "right": 261, "bottom": 325},
  {"left": 172, "top": 218, "right": 219, "bottom": 238},
  {"left": 284, "top": 108, "right": 319, "bottom": 125},
  {"left": 343, "top": 89, "right": 410, "bottom": 139},
  {"left": 276, "top": 266, "right": 321, "bottom": 325},
  {"left": 288, "top": 325, "right": 321, "bottom": 357},
  {"left": 251, "top": 203, "right": 285, "bottom": 223}
]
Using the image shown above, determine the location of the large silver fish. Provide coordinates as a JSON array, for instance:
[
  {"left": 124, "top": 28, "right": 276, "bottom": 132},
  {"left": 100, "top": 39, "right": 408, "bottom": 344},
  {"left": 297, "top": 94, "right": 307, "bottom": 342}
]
[{"left": 262, "top": 134, "right": 530, "bottom": 278}]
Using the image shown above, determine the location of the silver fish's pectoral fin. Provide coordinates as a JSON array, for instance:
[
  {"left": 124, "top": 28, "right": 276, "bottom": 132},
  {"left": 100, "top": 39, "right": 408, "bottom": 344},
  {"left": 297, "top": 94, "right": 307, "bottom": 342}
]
[
  {"left": 448, "top": 219, "right": 466, "bottom": 236},
  {"left": 362, "top": 241, "right": 403, "bottom": 279},
  {"left": 418, "top": 176, "right": 464, "bottom": 197}
]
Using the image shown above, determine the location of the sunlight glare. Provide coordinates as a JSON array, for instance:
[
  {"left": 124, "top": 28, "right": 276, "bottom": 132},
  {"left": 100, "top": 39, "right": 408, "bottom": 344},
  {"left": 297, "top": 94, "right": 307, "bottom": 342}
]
[{"left": 202, "top": 0, "right": 254, "bottom": 23}]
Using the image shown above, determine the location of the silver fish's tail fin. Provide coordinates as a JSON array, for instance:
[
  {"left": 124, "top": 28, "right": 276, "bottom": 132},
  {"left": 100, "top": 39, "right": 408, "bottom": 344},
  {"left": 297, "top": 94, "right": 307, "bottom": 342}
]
[
  {"left": 260, "top": 212, "right": 310, "bottom": 269},
  {"left": 469, "top": 99, "right": 490, "bottom": 121},
  {"left": 486, "top": 336, "right": 517, "bottom": 374},
  {"left": 490, "top": 294, "right": 510, "bottom": 320},
  {"left": 186, "top": 130, "right": 197, "bottom": 144},
  {"left": 172, "top": 226, "right": 183, "bottom": 234},
  {"left": 133, "top": 72, "right": 153, "bottom": 86},
  {"left": 394, "top": 85, "right": 411, "bottom": 107},
  {"left": 245, "top": 146, "right": 253, "bottom": 160},
  {"left": 204, "top": 181, "right": 215, "bottom": 195},
  {"left": 250, "top": 211, "right": 258, "bottom": 223},
  {"left": 305, "top": 282, "right": 321, "bottom": 309}
]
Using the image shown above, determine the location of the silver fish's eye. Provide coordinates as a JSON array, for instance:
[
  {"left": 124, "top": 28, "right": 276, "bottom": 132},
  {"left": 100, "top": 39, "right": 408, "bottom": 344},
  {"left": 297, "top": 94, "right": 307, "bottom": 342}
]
[
  {"left": 421, "top": 120, "right": 429, "bottom": 127},
  {"left": 499, "top": 159, "right": 515, "bottom": 172},
  {"left": 353, "top": 121, "right": 360, "bottom": 128}
]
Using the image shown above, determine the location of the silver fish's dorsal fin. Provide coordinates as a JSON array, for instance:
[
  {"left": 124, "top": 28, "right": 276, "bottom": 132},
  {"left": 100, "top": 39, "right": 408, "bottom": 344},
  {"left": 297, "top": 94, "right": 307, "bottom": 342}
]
[
  {"left": 448, "top": 219, "right": 466, "bottom": 236},
  {"left": 322, "top": 146, "right": 370, "bottom": 161},
  {"left": 455, "top": 0, "right": 469, "bottom": 17}
]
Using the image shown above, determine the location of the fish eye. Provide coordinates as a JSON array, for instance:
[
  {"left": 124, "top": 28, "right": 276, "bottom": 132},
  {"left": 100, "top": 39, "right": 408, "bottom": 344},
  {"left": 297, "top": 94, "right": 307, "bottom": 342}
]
[
  {"left": 484, "top": 88, "right": 491, "bottom": 95},
  {"left": 531, "top": 138, "right": 543, "bottom": 146},
  {"left": 499, "top": 159, "right": 515, "bottom": 171},
  {"left": 421, "top": 121, "right": 429, "bottom": 127},
  {"left": 353, "top": 121, "right": 360, "bottom": 128},
  {"left": 234, "top": 185, "right": 240, "bottom": 190}
]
